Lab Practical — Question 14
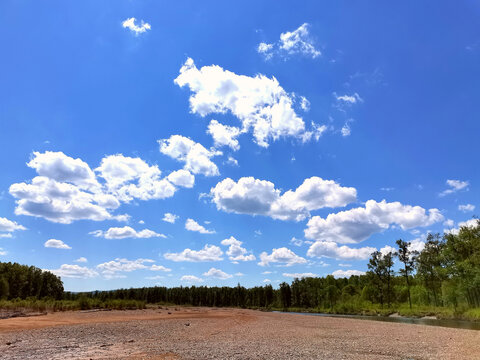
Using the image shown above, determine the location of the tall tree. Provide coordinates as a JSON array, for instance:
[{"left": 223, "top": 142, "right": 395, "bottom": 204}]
[{"left": 396, "top": 239, "right": 417, "bottom": 309}]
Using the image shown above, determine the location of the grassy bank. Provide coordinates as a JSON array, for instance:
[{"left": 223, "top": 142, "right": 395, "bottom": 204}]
[{"left": 0, "top": 297, "right": 146, "bottom": 313}]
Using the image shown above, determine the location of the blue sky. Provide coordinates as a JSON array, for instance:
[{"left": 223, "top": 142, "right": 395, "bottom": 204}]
[{"left": 0, "top": 1, "right": 479, "bottom": 291}]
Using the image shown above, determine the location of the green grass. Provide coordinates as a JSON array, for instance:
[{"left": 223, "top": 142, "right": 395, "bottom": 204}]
[{"left": 0, "top": 297, "right": 146, "bottom": 313}]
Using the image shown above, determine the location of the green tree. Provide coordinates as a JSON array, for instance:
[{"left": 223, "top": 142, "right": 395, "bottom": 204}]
[{"left": 396, "top": 239, "right": 418, "bottom": 309}]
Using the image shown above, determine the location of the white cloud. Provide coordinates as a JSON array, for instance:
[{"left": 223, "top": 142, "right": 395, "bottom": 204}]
[
  {"left": 258, "top": 247, "right": 307, "bottom": 267},
  {"left": 90, "top": 226, "right": 166, "bottom": 239},
  {"left": 332, "top": 269, "right": 365, "bottom": 278},
  {"left": 258, "top": 23, "right": 320, "bottom": 60},
  {"left": 262, "top": 271, "right": 273, "bottom": 275},
  {"left": 159, "top": 135, "right": 220, "bottom": 176},
  {"left": 235, "top": 272, "right": 244, "bottom": 276},
  {"left": 226, "top": 156, "right": 238, "bottom": 167},
  {"left": 210, "top": 176, "right": 356, "bottom": 221},
  {"left": 75, "top": 257, "right": 88, "bottom": 263},
  {"left": 10, "top": 152, "right": 181, "bottom": 224},
  {"left": 445, "top": 219, "right": 479, "bottom": 235},
  {"left": 164, "top": 244, "right": 223, "bottom": 262},
  {"left": 341, "top": 124, "right": 351, "bottom": 137},
  {"left": 443, "top": 219, "right": 455, "bottom": 227},
  {"left": 458, "top": 204, "right": 475, "bottom": 212},
  {"left": 167, "top": 169, "right": 195, "bottom": 188},
  {"left": 279, "top": 23, "right": 320, "bottom": 58},
  {"left": 203, "top": 267, "right": 233, "bottom": 280},
  {"left": 185, "top": 218, "right": 215, "bottom": 234},
  {"left": 283, "top": 272, "right": 317, "bottom": 278},
  {"left": 299, "top": 96, "right": 310, "bottom": 111},
  {"left": 10, "top": 175, "right": 115, "bottom": 224},
  {"left": 27, "top": 151, "right": 99, "bottom": 191},
  {"left": 163, "top": 213, "right": 179, "bottom": 224},
  {"left": 50, "top": 264, "right": 99, "bottom": 279},
  {"left": 307, "top": 241, "right": 375, "bottom": 260},
  {"left": 97, "top": 258, "right": 154, "bottom": 278},
  {"left": 379, "top": 245, "right": 396, "bottom": 256},
  {"left": 257, "top": 42, "right": 274, "bottom": 60},
  {"left": 409, "top": 238, "right": 426, "bottom": 253},
  {"left": 180, "top": 275, "right": 204, "bottom": 283},
  {"left": 174, "top": 58, "right": 316, "bottom": 148},
  {"left": 439, "top": 179, "right": 469, "bottom": 197},
  {"left": 122, "top": 17, "right": 151, "bottom": 35},
  {"left": 96, "top": 154, "right": 176, "bottom": 202},
  {"left": 220, "top": 236, "right": 256, "bottom": 262},
  {"left": 44, "top": 239, "right": 72, "bottom": 250},
  {"left": 0, "top": 217, "right": 26, "bottom": 238},
  {"left": 150, "top": 264, "right": 171, "bottom": 272},
  {"left": 263, "top": 279, "right": 271, "bottom": 283},
  {"left": 305, "top": 199, "right": 444, "bottom": 244},
  {"left": 290, "top": 237, "right": 303, "bottom": 247},
  {"left": 207, "top": 120, "right": 241, "bottom": 150},
  {"left": 335, "top": 93, "right": 363, "bottom": 104},
  {"left": 0, "top": 248, "right": 7, "bottom": 256}
]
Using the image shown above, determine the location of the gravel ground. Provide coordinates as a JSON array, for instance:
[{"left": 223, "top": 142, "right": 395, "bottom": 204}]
[{"left": 0, "top": 307, "right": 478, "bottom": 359}]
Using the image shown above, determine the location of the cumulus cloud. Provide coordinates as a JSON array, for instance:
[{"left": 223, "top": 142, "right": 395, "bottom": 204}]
[
  {"left": 10, "top": 152, "right": 184, "bottom": 224},
  {"left": 0, "top": 248, "right": 7, "bottom": 256},
  {"left": 75, "top": 257, "right": 88, "bottom": 263},
  {"left": 207, "top": 120, "right": 241, "bottom": 150},
  {"left": 96, "top": 154, "right": 176, "bottom": 202},
  {"left": 27, "top": 151, "right": 99, "bottom": 191},
  {"left": 167, "top": 169, "right": 195, "bottom": 188},
  {"left": 180, "top": 275, "right": 204, "bottom": 283},
  {"left": 258, "top": 23, "right": 320, "bottom": 60},
  {"left": 163, "top": 213, "right": 179, "bottom": 224},
  {"left": 258, "top": 247, "right": 307, "bottom": 267},
  {"left": 458, "top": 204, "right": 475, "bottom": 212},
  {"left": 203, "top": 267, "right": 233, "bottom": 279},
  {"left": 445, "top": 218, "right": 479, "bottom": 235},
  {"left": 122, "top": 17, "right": 151, "bottom": 35},
  {"left": 185, "top": 218, "right": 215, "bottom": 234},
  {"left": 164, "top": 244, "right": 223, "bottom": 262},
  {"left": 174, "top": 58, "right": 317, "bottom": 148},
  {"left": 44, "top": 239, "right": 72, "bottom": 250},
  {"left": 50, "top": 264, "right": 99, "bottom": 279},
  {"left": 90, "top": 226, "right": 166, "bottom": 239},
  {"left": 150, "top": 264, "right": 171, "bottom": 272},
  {"left": 305, "top": 200, "right": 443, "bottom": 244},
  {"left": 307, "top": 241, "right": 375, "bottom": 260},
  {"left": 283, "top": 272, "right": 317, "bottom": 278},
  {"left": 159, "top": 135, "right": 220, "bottom": 176},
  {"left": 10, "top": 175, "right": 116, "bottom": 224},
  {"left": 0, "top": 217, "right": 26, "bottom": 238},
  {"left": 220, "top": 236, "right": 256, "bottom": 262},
  {"left": 331, "top": 269, "right": 365, "bottom": 278},
  {"left": 210, "top": 176, "right": 356, "bottom": 221},
  {"left": 97, "top": 258, "right": 154, "bottom": 278},
  {"left": 257, "top": 42, "right": 274, "bottom": 60},
  {"left": 439, "top": 179, "right": 469, "bottom": 197}
]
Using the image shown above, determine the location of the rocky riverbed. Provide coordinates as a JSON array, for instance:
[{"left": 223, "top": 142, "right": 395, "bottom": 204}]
[{"left": 0, "top": 307, "right": 478, "bottom": 359}]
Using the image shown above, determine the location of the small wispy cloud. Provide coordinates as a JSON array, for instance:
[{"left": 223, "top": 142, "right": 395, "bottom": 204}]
[{"left": 122, "top": 17, "right": 151, "bottom": 35}]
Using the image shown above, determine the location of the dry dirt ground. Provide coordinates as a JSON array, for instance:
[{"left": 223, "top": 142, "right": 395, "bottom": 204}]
[{"left": 0, "top": 307, "right": 478, "bottom": 359}]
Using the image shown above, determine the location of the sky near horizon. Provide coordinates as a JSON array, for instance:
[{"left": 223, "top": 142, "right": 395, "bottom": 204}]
[{"left": 0, "top": 1, "right": 479, "bottom": 291}]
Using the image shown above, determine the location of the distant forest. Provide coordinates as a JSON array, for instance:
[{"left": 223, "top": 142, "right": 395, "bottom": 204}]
[{"left": 1, "top": 220, "right": 479, "bottom": 316}]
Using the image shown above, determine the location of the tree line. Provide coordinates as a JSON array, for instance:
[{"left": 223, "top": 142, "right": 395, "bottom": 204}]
[
  {"left": 0, "top": 262, "right": 63, "bottom": 300},
  {"left": 2, "top": 219, "right": 479, "bottom": 316}
]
